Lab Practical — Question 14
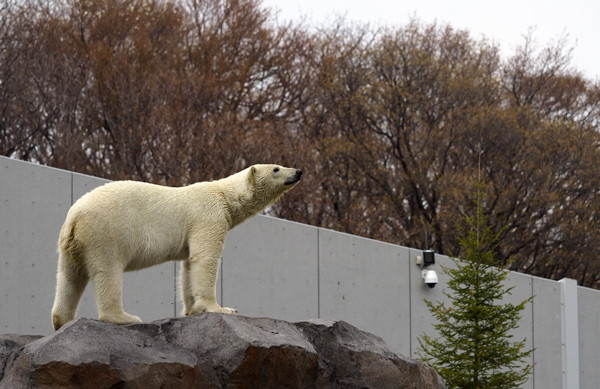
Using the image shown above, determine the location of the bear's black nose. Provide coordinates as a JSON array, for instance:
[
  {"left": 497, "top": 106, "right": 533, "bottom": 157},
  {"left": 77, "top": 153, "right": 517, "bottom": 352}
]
[{"left": 285, "top": 169, "right": 303, "bottom": 185}]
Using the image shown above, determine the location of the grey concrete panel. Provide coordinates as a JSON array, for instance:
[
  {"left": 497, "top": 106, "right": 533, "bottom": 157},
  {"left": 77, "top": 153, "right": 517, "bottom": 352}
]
[
  {"left": 72, "top": 171, "right": 109, "bottom": 201},
  {"left": 319, "top": 229, "right": 411, "bottom": 355},
  {"left": 409, "top": 249, "right": 456, "bottom": 358},
  {"left": 0, "top": 158, "right": 71, "bottom": 334},
  {"left": 578, "top": 286, "right": 600, "bottom": 389},
  {"left": 531, "top": 276, "right": 562, "bottom": 389},
  {"left": 504, "top": 270, "right": 534, "bottom": 389},
  {"left": 222, "top": 215, "right": 319, "bottom": 322},
  {"left": 120, "top": 262, "right": 176, "bottom": 321}
]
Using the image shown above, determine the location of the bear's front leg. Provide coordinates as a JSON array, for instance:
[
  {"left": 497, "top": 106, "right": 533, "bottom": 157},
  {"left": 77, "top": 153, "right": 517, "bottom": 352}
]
[{"left": 184, "top": 235, "right": 237, "bottom": 315}]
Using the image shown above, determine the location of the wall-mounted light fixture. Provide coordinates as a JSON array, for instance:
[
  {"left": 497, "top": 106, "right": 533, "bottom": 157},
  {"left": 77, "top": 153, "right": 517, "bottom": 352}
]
[{"left": 416, "top": 250, "right": 438, "bottom": 288}]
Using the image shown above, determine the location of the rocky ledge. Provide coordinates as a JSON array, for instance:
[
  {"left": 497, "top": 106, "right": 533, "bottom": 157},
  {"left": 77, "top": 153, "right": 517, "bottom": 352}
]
[{"left": 0, "top": 314, "right": 445, "bottom": 388}]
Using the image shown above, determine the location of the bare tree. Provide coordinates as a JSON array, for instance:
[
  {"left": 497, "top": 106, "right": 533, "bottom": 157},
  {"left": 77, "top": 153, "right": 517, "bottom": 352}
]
[{"left": 2, "top": 2, "right": 599, "bottom": 287}]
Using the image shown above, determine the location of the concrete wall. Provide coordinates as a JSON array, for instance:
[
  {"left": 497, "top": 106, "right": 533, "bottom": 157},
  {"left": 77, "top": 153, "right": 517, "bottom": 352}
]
[
  {"left": 578, "top": 286, "right": 600, "bottom": 388},
  {"left": 1, "top": 156, "right": 598, "bottom": 389}
]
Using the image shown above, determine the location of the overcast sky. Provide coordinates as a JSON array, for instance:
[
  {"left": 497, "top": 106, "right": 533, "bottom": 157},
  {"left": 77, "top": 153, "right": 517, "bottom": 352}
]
[{"left": 262, "top": 0, "right": 599, "bottom": 80}]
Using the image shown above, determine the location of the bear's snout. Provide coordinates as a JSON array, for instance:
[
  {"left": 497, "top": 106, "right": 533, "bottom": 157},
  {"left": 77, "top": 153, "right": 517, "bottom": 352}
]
[{"left": 284, "top": 169, "right": 303, "bottom": 185}]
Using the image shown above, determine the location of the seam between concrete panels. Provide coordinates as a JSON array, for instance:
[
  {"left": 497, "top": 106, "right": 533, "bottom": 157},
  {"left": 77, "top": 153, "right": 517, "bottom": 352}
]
[
  {"left": 174, "top": 262, "right": 177, "bottom": 317},
  {"left": 531, "top": 278, "right": 536, "bottom": 389},
  {"left": 317, "top": 228, "right": 321, "bottom": 319},
  {"left": 408, "top": 249, "right": 413, "bottom": 357},
  {"left": 70, "top": 172, "right": 74, "bottom": 205}
]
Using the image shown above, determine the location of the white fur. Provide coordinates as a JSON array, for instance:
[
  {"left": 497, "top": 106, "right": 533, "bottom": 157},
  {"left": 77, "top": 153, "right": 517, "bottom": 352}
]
[{"left": 51, "top": 164, "right": 302, "bottom": 330}]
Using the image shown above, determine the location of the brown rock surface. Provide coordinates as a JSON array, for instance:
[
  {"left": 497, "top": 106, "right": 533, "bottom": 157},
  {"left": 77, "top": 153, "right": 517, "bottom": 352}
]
[{"left": 0, "top": 314, "right": 445, "bottom": 388}]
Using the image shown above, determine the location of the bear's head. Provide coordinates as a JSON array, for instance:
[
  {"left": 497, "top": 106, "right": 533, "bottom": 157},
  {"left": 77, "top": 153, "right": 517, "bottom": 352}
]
[{"left": 248, "top": 164, "right": 303, "bottom": 202}]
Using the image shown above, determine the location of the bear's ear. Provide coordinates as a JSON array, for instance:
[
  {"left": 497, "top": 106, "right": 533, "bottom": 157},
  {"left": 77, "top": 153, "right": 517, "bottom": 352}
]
[{"left": 248, "top": 166, "right": 257, "bottom": 186}]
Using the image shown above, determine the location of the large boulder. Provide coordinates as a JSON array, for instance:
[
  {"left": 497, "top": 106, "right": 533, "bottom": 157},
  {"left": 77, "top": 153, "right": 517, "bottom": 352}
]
[{"left": 0, "top": 314, "right": 445, "bottom": 388}]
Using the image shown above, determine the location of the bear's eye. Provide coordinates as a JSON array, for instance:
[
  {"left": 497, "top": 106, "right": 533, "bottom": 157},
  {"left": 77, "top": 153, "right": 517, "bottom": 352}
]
[{"left": 273, "top": 167, "right": 280, "bottom": 173}]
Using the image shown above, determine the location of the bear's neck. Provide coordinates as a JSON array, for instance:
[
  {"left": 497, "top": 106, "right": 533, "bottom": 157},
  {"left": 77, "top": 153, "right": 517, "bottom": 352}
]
[
  {"left": 224, "top": 189, "right": 277, "bottom": 229},
  {"left": 216, "top": 176, "right": 279, "bottom": 229}
]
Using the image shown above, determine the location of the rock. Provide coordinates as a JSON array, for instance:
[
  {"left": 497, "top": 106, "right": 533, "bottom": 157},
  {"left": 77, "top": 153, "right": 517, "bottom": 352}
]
[
  {"left": 0, "top": 334, "right": 44, "bottom": 379},
  {"left": 0, "top": 314, "right": 446, "bottom": 389},
  {"left": 297, "top": 319, "right": 445, "bottom": 388}
]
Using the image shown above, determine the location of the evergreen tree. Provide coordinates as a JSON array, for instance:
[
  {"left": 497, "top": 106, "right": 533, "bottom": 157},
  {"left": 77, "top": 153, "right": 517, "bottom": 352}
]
[{"left": 417, "top": 189, "right": 534, "bottom": 388}]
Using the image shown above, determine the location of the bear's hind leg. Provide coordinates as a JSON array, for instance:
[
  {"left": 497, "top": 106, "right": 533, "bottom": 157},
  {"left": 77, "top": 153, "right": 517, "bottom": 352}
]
[
  {"left": 51, "top": 258, "right": 89, "bottom": 330},
  {"left": 92, "top": 269, "right": 141, "bottom": 325}
]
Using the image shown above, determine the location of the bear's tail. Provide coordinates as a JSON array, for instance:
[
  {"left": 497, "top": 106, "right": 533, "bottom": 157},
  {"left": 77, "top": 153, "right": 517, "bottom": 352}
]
[{"left": 58, "top": 219, "right": 84, "bottom": 265}]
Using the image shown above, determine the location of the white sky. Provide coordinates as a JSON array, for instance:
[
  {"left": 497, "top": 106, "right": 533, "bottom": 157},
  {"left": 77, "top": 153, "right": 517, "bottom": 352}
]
[{"left": 262, "top": 0, "right": 599, "bottom": 80}]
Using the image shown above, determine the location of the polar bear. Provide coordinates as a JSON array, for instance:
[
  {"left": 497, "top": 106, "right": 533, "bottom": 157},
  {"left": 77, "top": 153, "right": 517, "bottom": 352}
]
[{"left": 51, "top": 164, "right": 302, "bottom": 330}]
